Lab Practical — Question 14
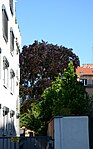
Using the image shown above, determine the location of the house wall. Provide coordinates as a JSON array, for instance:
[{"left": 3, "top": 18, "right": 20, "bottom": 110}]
[
  {"left": 76, "top": 64, "right": 93, "bottom": 97},
  {"left": 86, "top": 87, "right": 93, "bottom": 97},
  {"left": 80, "top": 75, "right": 93, "bottom": 96},
  {"left": 80, "top": 75, "right": 93, "bottom": 86},
  {"left": 48, "top": 116, "right": 90, "bottom": 149},
  {"left": 0, "top": 0, "right": 21, "bottom": 136},
  {"left": 47, "top": 118, "right": 54, "bottom": 140}
]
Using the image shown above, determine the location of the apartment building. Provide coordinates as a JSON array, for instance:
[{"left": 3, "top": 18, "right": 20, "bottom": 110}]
[
  {"left": 0, "top": 0, "right": 21, "bottom": 136},
  {"left": 76, "top": 64, "right": 93, "bottom": 97}
]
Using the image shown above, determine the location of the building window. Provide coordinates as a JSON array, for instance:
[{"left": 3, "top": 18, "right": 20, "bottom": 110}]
[
  {"left": 10, "top": 0, "right": 13, "bottom": 15},
  {"left": 16, "top": 38, "right": 20, "bottom": 54},
  {"left": 10, "top": 110, "right": 15, "bottom": 135},
  {"left": 10, "top": 68, "right": 15, "bottom": 94},
  {"left": 84, "top": 79, "right": 87, "bottom": 86},
  {"left": 2, "top": 107, "right": 9, "bottom": 136},
  {"left": 2, "top": 5, "right": 8, "bottom": 42},
  {"left": 80, "top": 79, "right": 87, "bottom": 86},
  {"left": 3, "top": 56, "right": 9, "bottom": 88},
  {"left": 10, "top": 29, "right": 14, "bottom": 53}
]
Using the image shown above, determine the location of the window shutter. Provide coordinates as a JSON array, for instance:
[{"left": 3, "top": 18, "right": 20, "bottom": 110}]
[
  {"left": 2, "top": 6, "right": 8, "bottom": 42},
  {"left": 10, "top": 30, "right": 14, "bottom": 52},
  {"left": 10, "top": 69, "right": 15, "bottom": 79},
  {"left": 3, "top": 56, "right": 9, "bottom": 69},
  {"left": 10, "top": 0, "right": 13, "bottom": 14}
]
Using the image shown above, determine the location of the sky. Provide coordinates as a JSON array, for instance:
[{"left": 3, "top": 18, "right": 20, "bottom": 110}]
[{"left": 16, "top": 0, "right": 93, "bottom": 65}]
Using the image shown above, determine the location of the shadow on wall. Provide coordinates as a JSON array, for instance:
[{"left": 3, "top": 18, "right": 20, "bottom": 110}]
[
  {"left": 0, "top": 105, "right": 52, "bottom": 149},
  {"left": 0, "top": 121, "right": 17, "bottom": 149},
  {"left": 0, "top": 105, "right": 19, "bottom": 149},
  {"left": 0, "top": 105, "right": 17, "bottom": 137},
  {"left": 0, "top": 121, "right": 16, "bottom": 137}
]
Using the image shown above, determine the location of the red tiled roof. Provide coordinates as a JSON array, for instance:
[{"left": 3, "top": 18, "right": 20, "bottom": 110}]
[{"left": 76, "top": 64, "right": 93, "bottom": 76}]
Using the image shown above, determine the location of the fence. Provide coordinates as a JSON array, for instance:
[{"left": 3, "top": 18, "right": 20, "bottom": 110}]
[{"left": 0, "top": 136, "right": 53, "bottom": 149}]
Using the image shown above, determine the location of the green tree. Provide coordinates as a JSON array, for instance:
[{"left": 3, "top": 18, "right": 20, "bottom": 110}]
[
  {"left": 33, "top": 62, "right": 89, "bottom": 134},
  {"left": 20, "top": 40, "right": 80, "bottom": 105},
  {"left": 20, "top": 40, "right": 80, "bottom": 134}
]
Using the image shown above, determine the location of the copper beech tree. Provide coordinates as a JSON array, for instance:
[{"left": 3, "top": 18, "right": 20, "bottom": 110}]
[{"left": 20, "top": 40, "right": 80, "bottom": 109}]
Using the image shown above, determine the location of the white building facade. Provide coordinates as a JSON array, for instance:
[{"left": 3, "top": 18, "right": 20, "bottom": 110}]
[{"left": 0, "top": 0, "right": 21, "bottom": 136}]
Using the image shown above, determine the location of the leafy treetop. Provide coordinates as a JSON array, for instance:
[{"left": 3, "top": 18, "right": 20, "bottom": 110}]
[
  {"left": 20, "top": 62, "right": 88, "bottom": 134},
  {"left": 20, "top": 40, "right": 80, "bottom": 104}
]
